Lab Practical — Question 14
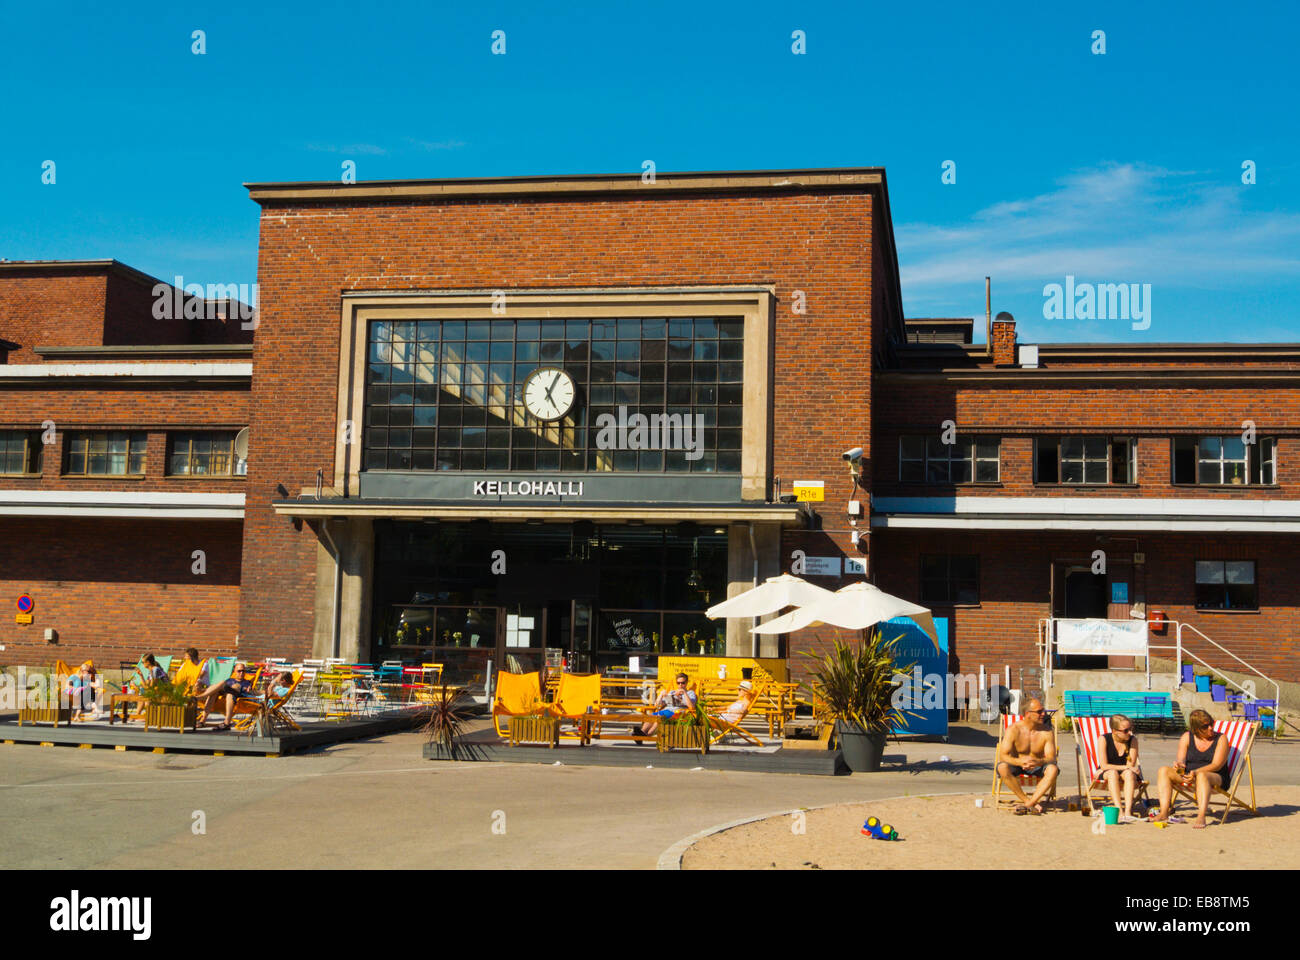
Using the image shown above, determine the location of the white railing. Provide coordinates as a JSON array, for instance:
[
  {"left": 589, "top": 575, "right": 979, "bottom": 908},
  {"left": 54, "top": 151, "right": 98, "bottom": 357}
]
[{"left": 1038, "top": 617, "right": 1286, "bottom": 739}]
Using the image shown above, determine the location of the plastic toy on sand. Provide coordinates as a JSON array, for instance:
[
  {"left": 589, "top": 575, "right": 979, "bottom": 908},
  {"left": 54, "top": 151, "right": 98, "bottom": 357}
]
[{"left": 860, "top": 817, "right": 900, "bottom": 840}]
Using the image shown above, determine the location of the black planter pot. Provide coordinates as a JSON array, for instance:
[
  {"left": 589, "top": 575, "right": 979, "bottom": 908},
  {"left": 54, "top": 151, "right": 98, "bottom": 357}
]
[{"left": 836, "top": 721, "right": 888, "bottom": 772}]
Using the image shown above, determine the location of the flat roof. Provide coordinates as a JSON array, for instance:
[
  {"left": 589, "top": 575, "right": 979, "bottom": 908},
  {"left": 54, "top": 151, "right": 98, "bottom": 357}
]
[
  {"left": 244, "top": 167, "right": 886, "bottom": 203},
  {"left": 0, "top": 258, "right": 166, "bottom": 288}
]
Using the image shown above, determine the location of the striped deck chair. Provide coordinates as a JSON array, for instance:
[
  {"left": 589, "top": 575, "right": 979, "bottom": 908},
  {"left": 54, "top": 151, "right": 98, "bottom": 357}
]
[
  {"left": 1171, "top": 719, "right": 1259, "bottom": 825},
  {"left": 991, "top": 714, "right": 1059, "bottom": 812},
  {"left": 492, "top": 671, "right": 545, "bottom": 737},
  {"left": 1074, "top": 716, "right": 1151, "bottom": 815}
]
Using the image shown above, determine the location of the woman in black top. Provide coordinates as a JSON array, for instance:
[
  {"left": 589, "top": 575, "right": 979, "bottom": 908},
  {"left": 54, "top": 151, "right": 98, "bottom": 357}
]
[
  {"left": 1092, "top": 714, "right": 1142, "bottom": 821},
  {"left": 1154, "top": 709, "right": 1229, "bottom": 828}
]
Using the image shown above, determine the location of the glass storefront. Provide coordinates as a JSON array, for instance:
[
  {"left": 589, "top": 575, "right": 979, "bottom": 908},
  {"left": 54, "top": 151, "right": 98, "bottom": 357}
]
[{"left": 371, "top": 520, "right": 729, "bottom": 681}]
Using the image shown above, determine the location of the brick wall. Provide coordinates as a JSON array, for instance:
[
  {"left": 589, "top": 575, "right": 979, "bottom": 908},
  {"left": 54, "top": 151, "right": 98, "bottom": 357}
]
[
  {"left": 872, "top": 529, "right": 1300, "bottom": 684},
  {"left": 243, "top": 188, "right": 881, "bottom": 659},
  {"left": 0, "top": 517, "right": 242, "bottom": 667},
  {"left": 873, "top": 380, "right": 1298, "bottom": 499}
]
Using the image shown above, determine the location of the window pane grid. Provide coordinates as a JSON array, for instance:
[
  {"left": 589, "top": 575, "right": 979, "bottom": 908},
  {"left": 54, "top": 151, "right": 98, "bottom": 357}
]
[
  {"left": 0, "top": 431, "right": 40, "bottom": 474},
  {"left": 900, "top": 436, "right": 999, "bottom": 483},
  {"left": 64, "top": 432, "right": 146, "bottom": 476},
  {"left": 365, "top": 317, "right": 743, "bottom": 473}
]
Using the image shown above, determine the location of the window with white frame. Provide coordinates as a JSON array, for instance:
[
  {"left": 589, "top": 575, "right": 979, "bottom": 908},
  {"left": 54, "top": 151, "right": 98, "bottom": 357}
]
[
  {"left": 899, "top": 436, "right": 1000, "bottom": 483},
  {"left": 1172, "top": 437, "right": 1276, "bottom": 485}
]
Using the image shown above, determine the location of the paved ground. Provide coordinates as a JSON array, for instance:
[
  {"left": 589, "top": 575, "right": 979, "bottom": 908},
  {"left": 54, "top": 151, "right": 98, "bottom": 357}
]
[{"left": 2, "top": 721, "right": 1296, "bottom": 869}]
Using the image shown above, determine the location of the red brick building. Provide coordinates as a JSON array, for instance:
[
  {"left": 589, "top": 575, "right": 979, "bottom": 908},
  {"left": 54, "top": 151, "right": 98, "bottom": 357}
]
[
  {"left": 5, "top": 170, "right": 1298, "bottom": 697},
  {"left": 0, "top": 261, "right": 252, "bottom": 668}
]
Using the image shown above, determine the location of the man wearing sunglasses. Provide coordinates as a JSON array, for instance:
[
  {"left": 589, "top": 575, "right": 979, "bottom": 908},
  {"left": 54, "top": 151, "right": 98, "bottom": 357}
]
[
  {"left": 638, "top": 673, "right": 697, "bottom": 738},
  {"left": 996, "top": 698, "right": 1060, "bottom": 815},
  {"left": 196, "top": 663, "right": 254, "bottom": 732}
]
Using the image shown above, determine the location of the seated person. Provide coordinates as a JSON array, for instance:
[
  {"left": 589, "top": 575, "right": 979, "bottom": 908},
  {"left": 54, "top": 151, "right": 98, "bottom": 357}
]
[
  {"left": 255, "top": 671, "right": 295, "bottom": 703},
  {"left": 995, "top": 698, "right": 1060, "bottom": 814},
  {"left": 719, "top": 679, "right": 757, "bottom": 725},
  {"left": 1093, "top": 713, "right": 1143, "bottom": 822},
  {"left": 66, "top": 662, "right": 102, "bottom": 718},
  {"left": 129, "top": 654, "right": 168, "bottom": 693},
  {"left": 177, "top": 647, "right": 208, "bottom": 694},
  {"left": 1153, "top": 709, "right": 1228, "bottom": 829},
  {"left": 638, "top": 673, "right": 697, "bottom": 737},
  {"left": 197, "top": 663, "right": 255, "bottom": 731}
]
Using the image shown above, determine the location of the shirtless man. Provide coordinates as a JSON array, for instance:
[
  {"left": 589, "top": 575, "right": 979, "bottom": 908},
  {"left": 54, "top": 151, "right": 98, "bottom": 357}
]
[{"left": 996, "top": 699, "right": 1060, "bottom": 815}]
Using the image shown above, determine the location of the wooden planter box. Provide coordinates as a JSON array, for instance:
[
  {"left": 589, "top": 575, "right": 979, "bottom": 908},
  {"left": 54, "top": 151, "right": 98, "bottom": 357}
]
[
  {"left": 508, "top": 714, "right": 559, "bottom": 747},
  {"left": 18, "top": 706, "right": 73, "bottom": 727},
  {"left": 657, "top": 723, "right": 709, "bottom": 754},
  {"left": 144, "top": 702, "right": 199, "bottom": 734}
]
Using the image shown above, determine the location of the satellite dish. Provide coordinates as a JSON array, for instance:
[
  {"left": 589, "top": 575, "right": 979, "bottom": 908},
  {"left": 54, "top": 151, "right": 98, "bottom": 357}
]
[{"left": 233, "top": 427, "right": 250, "bottom": 461}]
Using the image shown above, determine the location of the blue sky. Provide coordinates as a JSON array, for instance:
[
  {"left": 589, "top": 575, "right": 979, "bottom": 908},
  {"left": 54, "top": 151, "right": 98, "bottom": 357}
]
[{"left": 3, "top": 0, "right": 1298, "bottom": 343}]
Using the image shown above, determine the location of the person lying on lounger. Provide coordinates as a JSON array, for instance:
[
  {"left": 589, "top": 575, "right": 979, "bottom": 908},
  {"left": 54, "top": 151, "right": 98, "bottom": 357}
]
[
  {"left": 1153, "top": 709, "right": 1228, "bottom": 829},
  {"left": 638, "top": 673, "right": 697, "bottom": 737},
  {"left": 1094, "top": 713, "right": 1143, "bottom": 822},
  {"left": 197, "top": 663, "right": 255, "bottom": 731},
  {"left": 996, "top": 698, "right": 1060, "bottom": 815}
]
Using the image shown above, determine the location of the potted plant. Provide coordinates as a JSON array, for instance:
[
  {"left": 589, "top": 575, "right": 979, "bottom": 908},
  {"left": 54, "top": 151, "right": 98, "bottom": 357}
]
[
  {"left": 141, "top": 679, "right": 198, "bottom": 733},
  {"left": 1260, "top": 707, "right": 1276, "bottom": 731},
  {"left": 421, "top": 685, "right": 476, "bottom": 759},
  {"left": 1195, "top": 673, "right": 1211, "bottom": 694},
  {"left": 1180, "top": 662, "right": 1195, "bottom": 684},
  {"left": 660, "top": 699, "right": 710, "bottom": 753},
  {"left": 803, "top": 629, "right": 915, "bottom": 773},
  {"left": 1056, "top": 714, "right": 1073, "bottom": 733},
  {"left": 1210, "top": 677, "right": 1228, "bottom": 702}
]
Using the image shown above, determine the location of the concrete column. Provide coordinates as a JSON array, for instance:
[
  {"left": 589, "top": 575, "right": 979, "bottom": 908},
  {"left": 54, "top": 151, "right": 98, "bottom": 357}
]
[
  {"left": 311, "top": 518, "right": 375, "bottom": 662},
  {"left": 725, "top": 522, "right": 783, "bottom": 657}
]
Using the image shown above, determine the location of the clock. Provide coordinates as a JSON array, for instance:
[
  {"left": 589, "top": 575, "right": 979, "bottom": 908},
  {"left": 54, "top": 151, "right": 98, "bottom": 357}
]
[{"left": 521, "top": 367, "right": 577, "bottom": 421}]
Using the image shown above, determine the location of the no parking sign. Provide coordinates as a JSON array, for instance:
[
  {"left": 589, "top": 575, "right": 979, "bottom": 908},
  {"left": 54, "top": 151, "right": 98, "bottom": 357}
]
[{"left": 16, "top": 594, "right": 34, "bottom": 624}]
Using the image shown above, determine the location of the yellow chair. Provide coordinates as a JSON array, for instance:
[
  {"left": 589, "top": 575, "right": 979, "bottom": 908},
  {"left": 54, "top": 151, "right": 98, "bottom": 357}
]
[
  {"left": 548, "top": 673, "right": 603, "bottom": 741},
  {"left": 174, "top": 658, "right": 205, "bottom": 696},
  {"left": 232, "top": 671, "right": 304, "bottom": 735},
  {"left": 492, "top": 671, "right": 545, "bottom": 737}
]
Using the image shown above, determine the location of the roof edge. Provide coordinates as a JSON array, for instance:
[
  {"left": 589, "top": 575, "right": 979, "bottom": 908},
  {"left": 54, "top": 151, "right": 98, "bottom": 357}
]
[{"left": 245, "top": 167, "right": 885, "bottom": 204}]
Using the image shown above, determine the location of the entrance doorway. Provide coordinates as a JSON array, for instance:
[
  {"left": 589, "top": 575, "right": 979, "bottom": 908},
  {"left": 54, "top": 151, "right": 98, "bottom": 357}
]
[{"left": 1059, "top": 566, "right": 1109, "bottom": 669}]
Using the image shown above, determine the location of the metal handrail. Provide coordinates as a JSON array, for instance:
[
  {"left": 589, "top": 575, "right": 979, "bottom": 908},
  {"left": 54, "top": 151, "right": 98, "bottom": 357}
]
[{"left": 1170, "top": 622, "right": 1283, "bottom": 739}]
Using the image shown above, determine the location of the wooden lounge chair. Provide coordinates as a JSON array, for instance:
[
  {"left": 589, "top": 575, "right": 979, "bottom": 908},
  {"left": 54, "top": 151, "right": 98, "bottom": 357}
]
[
  {"left": 1170, "top": 719, "right": 1259, "bottom": 825},
  {"left": 547, "top": 673, "right": 603, "bottom": 740},
  {"left": 706, "top": 690, "right": 764, "bottom": 747},
  {"left": 231, "top": 671, "right": 305, "bottom": 736},
  {"left": 492, "top": 671, "right": 545, "bottom": 737},
  {"left": 991, "top": 714, "right": 1059, "bottom": 812},
  {"left": 1073, "top": 715, "right": 1151, "bottom": 815}
]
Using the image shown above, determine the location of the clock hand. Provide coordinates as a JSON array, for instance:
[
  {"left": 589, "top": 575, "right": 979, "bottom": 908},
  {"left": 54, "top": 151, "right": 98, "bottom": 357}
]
[{"left": 543, "top": 372, "right": 558, "bottom": 403}]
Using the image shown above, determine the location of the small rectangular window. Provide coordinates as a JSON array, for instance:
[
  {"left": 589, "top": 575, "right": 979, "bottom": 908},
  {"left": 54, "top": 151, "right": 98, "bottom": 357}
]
[
  {"left": 1178, "top": 436, "right": 1270, "bottom": 485},
  {"left": 900, "top": 436, "right": 999, "bottom": 484},
  {"left": 920, "top": 554, "right": 980, "bottom": 604},
  {"left": 1195, "top": 560, "right": 1257, "bottom": 610},
  {"left": 0, "top": 431, "right": 41, "bottom": 475},
  {"left": 64, "top": 432, "right": 146, "bottom": 476},
  {"left": 167, "top": 432, "right": 242, "bottom": 476}
]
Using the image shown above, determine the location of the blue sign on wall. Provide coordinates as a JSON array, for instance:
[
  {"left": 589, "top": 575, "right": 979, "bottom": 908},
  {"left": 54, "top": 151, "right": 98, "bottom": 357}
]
[
  {"left": 886, "top": 615, "right": 949, "bottom": 740},
  {"left": 1111, "top": 582, "right": 1129, "bottom": 603}
]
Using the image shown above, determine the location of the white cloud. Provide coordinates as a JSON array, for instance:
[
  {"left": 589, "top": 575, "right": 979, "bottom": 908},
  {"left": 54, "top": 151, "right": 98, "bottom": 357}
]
[{"left": 898, "top": 163, "right": 1300, "bottom": 319}]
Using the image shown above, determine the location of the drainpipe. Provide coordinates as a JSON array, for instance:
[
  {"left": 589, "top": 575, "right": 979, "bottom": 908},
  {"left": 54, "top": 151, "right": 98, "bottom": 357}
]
[
  {"left": 748, "top": 522, "right": 759, "bottom": 658},
  {"left": 319, "top": 519, "right": 343, "bottom": 660}
]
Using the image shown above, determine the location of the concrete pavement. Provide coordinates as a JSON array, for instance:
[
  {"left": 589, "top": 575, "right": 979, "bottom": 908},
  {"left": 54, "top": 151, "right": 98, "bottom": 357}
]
[{"left": 2, "top": 722, "right": 1296, "bottom": 869}]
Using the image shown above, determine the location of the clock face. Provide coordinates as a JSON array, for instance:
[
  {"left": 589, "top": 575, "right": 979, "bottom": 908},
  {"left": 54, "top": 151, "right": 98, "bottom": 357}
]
[{"left": 522, "top": 367, "right": 577, "bottom": 421}]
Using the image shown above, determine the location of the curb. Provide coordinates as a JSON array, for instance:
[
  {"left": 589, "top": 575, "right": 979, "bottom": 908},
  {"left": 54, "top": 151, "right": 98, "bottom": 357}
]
[{"left": 655, "top": 790, "right": 975, "bottom": 870}]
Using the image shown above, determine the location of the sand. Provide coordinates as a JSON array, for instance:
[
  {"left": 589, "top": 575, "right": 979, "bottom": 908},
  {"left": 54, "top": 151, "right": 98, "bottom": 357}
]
[{"left": 679, "top": 787, "right": 1300, "bottom": 869}]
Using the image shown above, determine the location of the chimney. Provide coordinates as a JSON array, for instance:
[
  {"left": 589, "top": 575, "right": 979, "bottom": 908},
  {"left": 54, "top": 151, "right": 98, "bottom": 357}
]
[{"left": 991, "top": 311, "right": 1017, "bottom": 366}]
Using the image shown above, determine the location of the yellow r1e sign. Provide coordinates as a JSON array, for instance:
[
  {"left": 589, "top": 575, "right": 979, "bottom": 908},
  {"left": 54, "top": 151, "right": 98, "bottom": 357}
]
[
  {"left": 792, "top": 480, "right": 824, "bottom": 502},
  {"left": 16, "top": 613, "right": 33, "bottom": 625}
]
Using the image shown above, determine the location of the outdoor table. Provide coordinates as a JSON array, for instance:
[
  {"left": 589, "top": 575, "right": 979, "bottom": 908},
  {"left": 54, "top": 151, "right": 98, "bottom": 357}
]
[
  {"left": 108, "top": 692, "right": 145, "bottom": 724},
  {"left": 577, "top": 711, "right": 669, "bottom": 746}
]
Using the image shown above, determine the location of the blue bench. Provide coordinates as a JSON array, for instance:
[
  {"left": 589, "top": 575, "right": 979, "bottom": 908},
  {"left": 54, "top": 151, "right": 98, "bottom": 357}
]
[{"left": 1062, "top": 691, "right": 1174, "bottom": 727}]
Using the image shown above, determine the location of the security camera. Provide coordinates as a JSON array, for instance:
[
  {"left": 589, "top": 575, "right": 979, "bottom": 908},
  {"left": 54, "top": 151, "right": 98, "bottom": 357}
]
[{"left": 842, "top": 447, "right": 864, "bottom": 462}]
